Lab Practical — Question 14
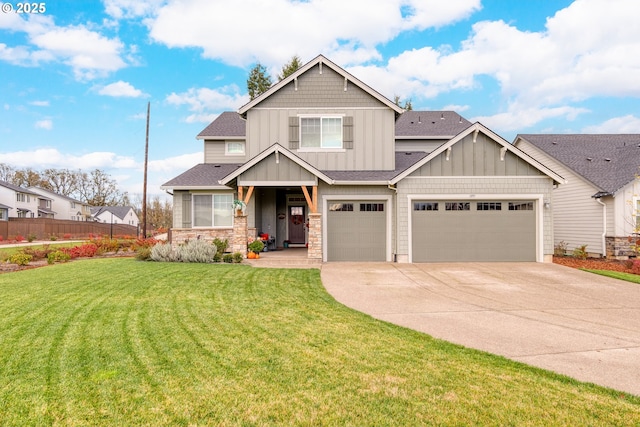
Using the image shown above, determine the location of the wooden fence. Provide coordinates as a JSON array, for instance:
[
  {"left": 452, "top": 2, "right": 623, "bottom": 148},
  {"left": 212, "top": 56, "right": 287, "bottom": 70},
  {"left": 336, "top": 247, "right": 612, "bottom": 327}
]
[{"left": 1, "top": 218, "right": 138, "bottom": 241}]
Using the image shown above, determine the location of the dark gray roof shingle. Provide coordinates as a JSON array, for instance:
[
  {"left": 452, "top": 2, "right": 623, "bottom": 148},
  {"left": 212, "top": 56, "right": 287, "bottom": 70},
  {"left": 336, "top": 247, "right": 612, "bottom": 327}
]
[
  {"left": 197, "top": 112, "right": 246, "bottom": 139},
  {"left": 161, "top": 163, "right": 244, "bottom": 188},
  {"left": 518, "top": 134, "right": 640, "bottom": 194},
  {"left": 0, "top": 180, "right": 40, "bottom": 195},
  {"left": 90, "top": 206, "right": 135, "bottom": 220},
  {"left": 395, "top": 111, "right": 471, "bottom": 137},
  {"left": 322, "top": 151, "right": 429, "bottom": 181}
]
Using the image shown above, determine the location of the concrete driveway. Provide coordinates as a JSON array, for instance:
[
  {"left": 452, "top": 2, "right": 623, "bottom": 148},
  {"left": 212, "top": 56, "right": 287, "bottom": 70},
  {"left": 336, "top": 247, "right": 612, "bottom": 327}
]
[{"left": 321, "top": 262, "right": 640, "bottom": 396}]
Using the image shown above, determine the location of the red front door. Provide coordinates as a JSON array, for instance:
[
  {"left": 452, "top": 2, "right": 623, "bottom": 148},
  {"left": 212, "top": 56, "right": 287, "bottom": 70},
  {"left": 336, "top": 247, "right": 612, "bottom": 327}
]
[{"left": 289, "top": 206, "right": 305, "bottom": 244}]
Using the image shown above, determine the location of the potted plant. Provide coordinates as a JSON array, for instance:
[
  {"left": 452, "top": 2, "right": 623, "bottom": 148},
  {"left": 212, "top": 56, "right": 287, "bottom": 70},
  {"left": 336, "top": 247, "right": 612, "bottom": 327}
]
[
  {"left": 247, "top": 239, "right": 264, "bottom": 258},
  {"left": 232, "top": 199, "right": 246, "bottom": 215}
]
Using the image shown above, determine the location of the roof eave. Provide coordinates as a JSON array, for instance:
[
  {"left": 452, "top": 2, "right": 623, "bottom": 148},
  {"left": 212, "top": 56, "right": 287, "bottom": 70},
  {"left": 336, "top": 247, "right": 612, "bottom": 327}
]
[{"left": 196, "top": 135, "right": 245, "bottom": 141}]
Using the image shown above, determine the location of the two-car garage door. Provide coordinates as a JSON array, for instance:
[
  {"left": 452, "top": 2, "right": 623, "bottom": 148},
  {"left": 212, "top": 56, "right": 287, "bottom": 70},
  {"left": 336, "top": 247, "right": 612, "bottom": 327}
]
[{"left": 411, "top": 200, "right": 537, "bottom": 262}]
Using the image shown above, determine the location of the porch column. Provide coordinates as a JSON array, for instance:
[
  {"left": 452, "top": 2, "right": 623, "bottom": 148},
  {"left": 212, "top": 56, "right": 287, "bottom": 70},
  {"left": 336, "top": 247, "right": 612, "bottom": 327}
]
[
  {"left": 232, "top": 213, "right": 248, "bottom": 258},
  {"left": 307, "top": 212, "right": 322, "bottom": 260}
]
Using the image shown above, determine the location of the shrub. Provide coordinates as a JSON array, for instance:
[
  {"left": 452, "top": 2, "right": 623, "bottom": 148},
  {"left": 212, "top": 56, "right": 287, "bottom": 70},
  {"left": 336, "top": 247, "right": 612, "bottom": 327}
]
[
  {"left": 572, "top": 244, "right": 588, "bottom": 260},
  {"left": 213, "top": 252, "right": 223, "bottom": 263},
  {"left": 135, "top": 246, "right": 152, "bottom": 261},
  {"left": 630, "top": 260, "right": 640, "bottom": 275},
  {"left": 248, "top": 239, "right": 264, "bottom": 254},
  {"left": 14, "top": 235, "right": 24, "bottom": 242},
  {"left": 63, "top": 243, "right": 99, "bottom": 259},
  {"left": 49, "top": 234, "right": 58, "bottom": 241},
  {"left": 47, "top": 250, "right": 71, "bottom": 264},
  {"left": 223, "top": 253, "right": 234, "bottom": 263},
  {"left": 232, "top": 252, "right": 243, "bottom": 263},
  {"left": 150, "top": 243, "right": 176, "bottom": 262},
  {"left": 21, "top": 245, "right": 53, "bottom": 261},
  {"left": 176, "top": 239, "right": 217, "bottom": 263},
  {"left": 27, "top": 233, "right": 37, "bottom": 243},
  {"left": 554, "top": 241, "right": 568, "bottom": 257},
  {"left": 213, "top": 238, "right": 229, "bottom": 254},
  {"left": 63, "top": 233, "right": 72, "bottom": 239},
  {"left": 9, "top": 253, "right": 32, "bottom": 266}
]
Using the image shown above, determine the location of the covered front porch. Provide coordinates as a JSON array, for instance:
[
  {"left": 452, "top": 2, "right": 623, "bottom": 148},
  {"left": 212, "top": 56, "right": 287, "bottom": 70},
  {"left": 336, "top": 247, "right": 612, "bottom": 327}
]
[{"left": 235, "top": 184, "right": 322, "bottom": 260}]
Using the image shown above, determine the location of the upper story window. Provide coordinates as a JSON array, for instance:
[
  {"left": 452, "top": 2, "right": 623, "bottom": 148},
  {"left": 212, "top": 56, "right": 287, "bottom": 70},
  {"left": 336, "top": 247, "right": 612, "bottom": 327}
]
[
  {"left": 225, "top": 141, "right": 245, "bottom": 155},
  {"left": 16, "top": 193, "right": 30, "bottom": 203},
  {"left": 300, "top": 117, "right": 342, "bottom": 149}
]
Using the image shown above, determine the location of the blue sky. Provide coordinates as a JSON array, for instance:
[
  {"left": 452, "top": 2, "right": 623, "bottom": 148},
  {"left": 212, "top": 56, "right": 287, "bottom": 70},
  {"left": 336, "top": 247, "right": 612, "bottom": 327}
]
[{"left": 1, "top": 0, "right": 639, "bottom": 200}]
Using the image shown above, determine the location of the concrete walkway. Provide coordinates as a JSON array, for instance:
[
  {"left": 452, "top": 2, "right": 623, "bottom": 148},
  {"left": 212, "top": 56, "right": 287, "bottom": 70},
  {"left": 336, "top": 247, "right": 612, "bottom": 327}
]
[{"left": 321, "top": 262, "right": 640, "bottom": 396}]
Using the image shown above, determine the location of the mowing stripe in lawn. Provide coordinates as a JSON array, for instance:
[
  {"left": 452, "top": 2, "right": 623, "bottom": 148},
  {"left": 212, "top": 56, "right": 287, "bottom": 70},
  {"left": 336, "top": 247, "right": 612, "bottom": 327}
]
[{"left": 0, "top": 258, "right": 638, "bottom": 426}]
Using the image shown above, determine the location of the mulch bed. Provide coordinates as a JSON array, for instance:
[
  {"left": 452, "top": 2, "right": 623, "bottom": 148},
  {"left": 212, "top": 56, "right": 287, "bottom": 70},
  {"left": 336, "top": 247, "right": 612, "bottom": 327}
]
[{"left": 553, "top": 256, "right": 638, "bottom": 274}]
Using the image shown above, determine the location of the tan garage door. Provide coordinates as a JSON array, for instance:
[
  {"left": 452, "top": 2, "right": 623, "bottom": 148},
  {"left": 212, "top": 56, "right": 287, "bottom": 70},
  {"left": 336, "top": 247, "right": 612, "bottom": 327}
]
[
  {"left": 327, "top": 201, "right": 386, "bottom": 261},
  {"left": 412, "top": 200, "right": 536, "bottom": 262}
]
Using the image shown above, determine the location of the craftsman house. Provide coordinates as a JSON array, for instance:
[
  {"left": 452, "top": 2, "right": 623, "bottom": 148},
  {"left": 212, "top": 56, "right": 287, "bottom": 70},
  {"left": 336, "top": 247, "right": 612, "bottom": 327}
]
[
  {"left": 515, "top": 134, "right": 640, "bottom": 258},
  {"left": 162, "top": 55, "right": 564, "bottom": 262}
]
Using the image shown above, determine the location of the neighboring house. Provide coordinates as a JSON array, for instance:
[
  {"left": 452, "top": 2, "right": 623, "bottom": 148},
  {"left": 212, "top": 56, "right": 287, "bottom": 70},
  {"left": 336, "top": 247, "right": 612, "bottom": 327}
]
[
  {"left": 28, "top": 187, "right": 92, "bottom": 221},
  {"left": 515, "top": 134, "right": 640, "bottom": 258},
  {"left": 34, "top": 193, "right": 55, "bottom": 219},
  {"left": 91, "top": 206, "right": 140, "bottom": 227},
  {"left": 0, "top": 180, "right": 39, "bottom": 218},
  {"left": 0, "top": 203, "right": 10, "bottom": 221},
  {"left": 162, "top": 55, "right": 564, "bottom": 262}
]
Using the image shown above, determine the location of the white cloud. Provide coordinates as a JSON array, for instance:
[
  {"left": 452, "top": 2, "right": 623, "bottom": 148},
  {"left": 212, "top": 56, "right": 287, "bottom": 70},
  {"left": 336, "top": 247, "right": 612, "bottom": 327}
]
[
  {"left": 104, "top": 0, "right": 168, "bottom": 19},
  {"left": 346, "top": 0, "right": 640, "bottom": 132},
  {"left": 166, "top": 85, "right": 248, "bottom": 123},
  {"left": 473, "top": 105, "right": 589, "bottom": 132},
  {"left": 442, "top": 104, "right": 470, "bottom": 113},
  {"left": 30, "top": 100, "right": 49, "bottom": 106},
  {"left": 147, "top": 0, "right": 480, "bottom": 68},
  {"left": 98, "top": 80, "right": 146, "bottom": 98},
  {"left": 583, "top": 115, "right": 640, "bottom": 133},
  {"left": 149, "top": 152, "right": 202, "bottom": 172},
  {"left": 0, "top": 13, "right": 128, "bottom": 80},
  {"left": 34, "top": 119, "right": 52, "bottom": 130},
  {"left": 0, "top": 148, "right": 138, "bottom": 169}
]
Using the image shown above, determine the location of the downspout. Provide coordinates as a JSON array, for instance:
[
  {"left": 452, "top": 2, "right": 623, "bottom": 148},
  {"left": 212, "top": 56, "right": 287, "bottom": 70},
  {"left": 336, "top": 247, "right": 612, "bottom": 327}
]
[
  {"left": 388, "top": 183, "right": 398, "bottom": 262},
  {"left": 595, "top": 197, "right": 606, "bottom": 258}
]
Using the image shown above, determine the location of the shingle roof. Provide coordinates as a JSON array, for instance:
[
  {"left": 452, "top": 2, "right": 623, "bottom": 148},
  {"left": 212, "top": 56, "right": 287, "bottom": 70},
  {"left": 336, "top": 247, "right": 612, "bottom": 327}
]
[
  {"left": 395, "top": 111, "right": 471, "bottom": 138},
  {"left": 197, "top": 110, "right": 472, "bottom": 140},
  {"left": 90, "top": 206, "right": 135, "bottom": 221},
  {"left": 0, "top": 180, "right": 40, "bottom": 195},
  {"left": 323, "top": 152, "right": 429, "bottom": 182},
  {"left": 517, "top": 134, "right": 640, "bottom": 194},
  {"left": 161, "top": 163, "right": 244, "bottom": 189},
  {"left": 197, "top": 112, "right": 246, "bottom": 139}
]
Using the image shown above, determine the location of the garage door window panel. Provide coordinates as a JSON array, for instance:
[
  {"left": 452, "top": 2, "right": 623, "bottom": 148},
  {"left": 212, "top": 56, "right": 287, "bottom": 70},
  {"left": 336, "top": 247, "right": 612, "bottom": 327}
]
[
  {"left": 414, "top": 202, "right": 438, "bottom": 211},
  {"left": 445, "top": 202, "right": 470, "bottom": 211},
  {"left": 509, "top": 202, "right": 534, "bottom": 211},
  {"left": 477, "top": 202, "right": 502, "bottom": 211},
  {"left": 329, "top": 203, "right": 353, "bottom": 212}
]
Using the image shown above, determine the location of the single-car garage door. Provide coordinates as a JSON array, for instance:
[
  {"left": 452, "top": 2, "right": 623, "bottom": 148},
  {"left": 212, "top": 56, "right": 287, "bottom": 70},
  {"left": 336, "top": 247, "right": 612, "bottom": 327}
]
[
  {"left": 327, "top": 200, "right": 387, "bottom": 261},
  {"left": 412, "top": 200, "right": 536, "bottom": 262}
]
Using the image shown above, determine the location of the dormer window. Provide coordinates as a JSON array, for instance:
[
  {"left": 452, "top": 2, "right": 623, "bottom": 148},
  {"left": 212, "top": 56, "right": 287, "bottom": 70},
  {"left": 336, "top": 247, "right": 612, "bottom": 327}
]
[
  {"left": 225, "top": 141, "right": 245, "bottom": 155},
  {"left": 300, "top": 116, "right": 342, "bottom": 149}
]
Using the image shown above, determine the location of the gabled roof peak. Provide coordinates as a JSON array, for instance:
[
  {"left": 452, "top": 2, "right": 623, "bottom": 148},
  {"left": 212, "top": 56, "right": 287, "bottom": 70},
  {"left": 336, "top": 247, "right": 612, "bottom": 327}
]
[{"left": 238, "top": 54, "right": 403, "bottom": 115}]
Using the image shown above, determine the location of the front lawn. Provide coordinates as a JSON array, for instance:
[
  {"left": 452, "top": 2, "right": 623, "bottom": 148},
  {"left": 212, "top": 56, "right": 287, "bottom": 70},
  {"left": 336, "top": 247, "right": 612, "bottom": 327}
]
[
  {"left": 583, "top": 269, "right": 640, "bottom": 284},
  {"left": 0, "top": 258, "right": 638, "bottom": 425}
]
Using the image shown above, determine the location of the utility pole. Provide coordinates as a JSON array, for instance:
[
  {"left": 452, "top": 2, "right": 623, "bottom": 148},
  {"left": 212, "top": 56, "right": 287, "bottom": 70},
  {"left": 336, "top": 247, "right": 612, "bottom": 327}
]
[{"left": 142, "top": 101, "right": 150, "bottom": 238}]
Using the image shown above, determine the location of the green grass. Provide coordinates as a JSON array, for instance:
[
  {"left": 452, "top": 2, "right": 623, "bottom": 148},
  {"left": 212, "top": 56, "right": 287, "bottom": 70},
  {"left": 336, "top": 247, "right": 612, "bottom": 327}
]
[
  {"left": 1, "top": 258, "right": 639, "bottom": 426},
  {"left": 583, "top": 269, "right": 640, "bottom": 284}
]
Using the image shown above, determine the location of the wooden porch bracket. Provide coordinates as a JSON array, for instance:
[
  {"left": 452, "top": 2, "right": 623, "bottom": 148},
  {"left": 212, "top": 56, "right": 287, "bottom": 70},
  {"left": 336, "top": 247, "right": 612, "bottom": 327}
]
[
  {"left": 237, "top": 185, "right": 255, "bottom": 206},
  {"left": 301, "top": 185, "right": 318, "bottom": 213}
]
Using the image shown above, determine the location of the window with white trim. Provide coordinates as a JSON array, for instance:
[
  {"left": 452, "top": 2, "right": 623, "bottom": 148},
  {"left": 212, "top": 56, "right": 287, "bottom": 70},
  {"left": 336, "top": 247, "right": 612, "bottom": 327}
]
[
  {"left": 192, "top": 194, "right": 233, "bottom": 227},
  {"left": 225, "top": 141, "right": 245, "bottom": 155},
  {"left": 300, "top": 117, "right": 342, "bottom": 149}
]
